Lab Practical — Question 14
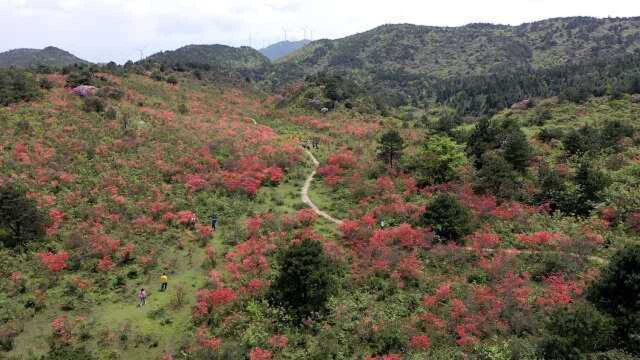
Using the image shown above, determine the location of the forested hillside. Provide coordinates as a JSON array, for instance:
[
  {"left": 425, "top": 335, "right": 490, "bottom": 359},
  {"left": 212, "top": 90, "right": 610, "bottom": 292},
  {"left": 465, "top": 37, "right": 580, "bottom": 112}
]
[
  {"left": 259, "top": 40, "right": 311, "bottom": 61},
  {"left": 143, "top": 44, "right": 271, "bottom": 80},
  {"left": 1, "top": 56, "right": 640, "bottom": 359},
  {"left": 267, "top": 17, "right": 640, "bottom": 115},
  {"left": 0, "top": 47, "right": 88, "bottom": 68}
]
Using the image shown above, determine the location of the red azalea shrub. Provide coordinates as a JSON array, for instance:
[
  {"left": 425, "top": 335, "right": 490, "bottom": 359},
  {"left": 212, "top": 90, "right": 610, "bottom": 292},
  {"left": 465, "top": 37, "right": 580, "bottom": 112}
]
[
  {"left": 196, "top": 326, "right": 223, "bottom": 350},
  {"left": 90, "top": 234, "right": 121, "bottom": 257},
  {"left": 409, "top": 335, "right": 431, "bottom": 351},
  {"left": 51, "top": 316, "right": 70, "bottom": 342},
  {"left": 194, "top": 287, "right": 237, "bottom": 318},
  {"left": 423, "top": 282, "right": 452, "bottom": 308},
  {"left": 369, "top": 224, "right": 430, "bottom": 249},
  {"left": 37, "top": 251, "right": 70, "bottom": 273},
  {"left": 185, "top": 174, "right": 207, "bottom": 192},
  {"left": 97, "top": 256, "right": 115, "bottom": 272},
  {"left": 536, "top": 274, "right": 583, "bottom": 306},
  {"left": 295, "top": 208, "right": 318, "bottom": 226},
  {"left": 516, "top": 231, "right": 564, "bottom": 247},
  {"left": 627, "top": 212, "right": 640, "bottom": 233},
  {"left": 268, "top": 334, "right": 288, "bottom": 349},
  {"left": 263, "top": 166, "right": 284, "bottom": 184},
  {"left": 176, "top": 210, "right": 197, "bottom": 226},
  {"left": 46, "top": 208, "right": 65, "bottom": 236},
  {"left": 249, "top": 347, "right": 272, "bottom": 360},
  {"left": 467, "top": 231, "right": 501, "bottom": 251}
]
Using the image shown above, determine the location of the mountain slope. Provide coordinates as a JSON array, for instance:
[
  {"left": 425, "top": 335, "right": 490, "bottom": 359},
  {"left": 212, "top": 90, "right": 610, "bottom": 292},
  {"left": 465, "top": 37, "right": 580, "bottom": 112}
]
[
  {"left": 144, "top": 44, "right": 270, "bottom": 73},
  {"left": 259, "top": 40, "right": 311, "bottom": 61},
  {"left": 273, "top": 17, "right": 640, "bottom": 81},
  {"left": 0, "top": 46, "right": 88, "bottom": 68}
]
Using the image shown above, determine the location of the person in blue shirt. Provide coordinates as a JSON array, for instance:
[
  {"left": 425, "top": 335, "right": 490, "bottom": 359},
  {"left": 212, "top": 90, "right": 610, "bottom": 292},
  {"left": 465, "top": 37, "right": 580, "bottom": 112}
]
[{"left": 211, "top": 212, "right": 218, "bottom": 230}]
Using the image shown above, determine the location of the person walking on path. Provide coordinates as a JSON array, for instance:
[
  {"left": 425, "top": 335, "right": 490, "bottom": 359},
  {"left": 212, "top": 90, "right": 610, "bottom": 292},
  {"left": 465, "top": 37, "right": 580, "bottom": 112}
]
[
  {"left": 211, "top": 212, "right": 218, "bottom": 231},
  {"left": 138, "top": 288, "right": 147, "bottom": 307},
  {"left": 160, "top": 273, "right": 168, "bottom": 291}
]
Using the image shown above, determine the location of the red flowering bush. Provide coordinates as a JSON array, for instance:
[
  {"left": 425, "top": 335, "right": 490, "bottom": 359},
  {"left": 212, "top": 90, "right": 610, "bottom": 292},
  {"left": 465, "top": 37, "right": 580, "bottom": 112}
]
[
  {"left": 409, "top": 334, "right": 431, "bottom": 351},
  {"left": 37, "top": 251, "right": 70, "bottom": 273},
  {"left": 467, "top": 231, "right": 501, "bottom": 251},
  {"left": 97, "top": 256, "right": 115, "bottom": 272},
  {"left": 295, "top": 208, "right": 318, "bottom": 226},
  {"left": 536, "top": 274, "right": 582, "bottom": 306},
  {"left": 268, "top": 334, "right": 288, "bottom": 349},
  {"left": 516, "top": 231, "right": 564, "bottom": 247},
  {"left": 194, "top": 287, "right": 237, "bottom": 318},
  {"left": 249, "top": 348, "right": 272, "bottom": 360}
]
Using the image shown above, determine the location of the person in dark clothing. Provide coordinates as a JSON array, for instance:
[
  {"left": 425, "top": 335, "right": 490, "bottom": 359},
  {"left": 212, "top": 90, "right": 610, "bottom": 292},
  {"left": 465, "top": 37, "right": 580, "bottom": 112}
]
[{"left": 211, "top": 212, "right": 218, "bottom": 230}]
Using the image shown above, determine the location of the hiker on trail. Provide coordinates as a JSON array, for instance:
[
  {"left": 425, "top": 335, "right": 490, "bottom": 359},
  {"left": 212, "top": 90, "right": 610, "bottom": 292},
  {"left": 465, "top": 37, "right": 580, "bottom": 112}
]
[
  {"left": 188, "top": 214, "right": 197, "bottom": 229},
  {"left": 138, "top": 288, "right": 147, "bottom": 307},
  {"left": 211, "top": 212, "right": 218, "bottom": 230},
  {"left": 160, "top": 273, "right": 168, "bottom": 291},
  {"left": 380, "top": 219, "right": 386, "bottom": 229}
]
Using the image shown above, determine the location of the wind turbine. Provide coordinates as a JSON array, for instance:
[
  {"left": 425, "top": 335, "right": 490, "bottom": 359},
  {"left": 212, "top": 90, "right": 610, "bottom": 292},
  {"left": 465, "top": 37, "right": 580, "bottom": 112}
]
[{"left": 282, "top": 28, "right": 288, "bottom": 41}]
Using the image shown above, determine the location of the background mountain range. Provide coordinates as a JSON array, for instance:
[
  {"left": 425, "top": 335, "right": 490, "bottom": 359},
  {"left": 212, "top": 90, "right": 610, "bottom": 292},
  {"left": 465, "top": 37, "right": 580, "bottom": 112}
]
[
  {"left": 3, "top": 16, "right": 640, "bottom": 114},
  {"left": 0, "top": 46, "right": 88, "bottom": 68},
  {"left": 259, "top": 40, "right": 311, "bottom": 61}
]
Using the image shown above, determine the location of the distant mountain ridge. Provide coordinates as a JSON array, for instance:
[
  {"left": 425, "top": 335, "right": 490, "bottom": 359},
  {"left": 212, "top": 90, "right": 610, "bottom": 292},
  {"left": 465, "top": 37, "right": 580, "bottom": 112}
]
[
  {"left": 0, "top": 46, "right": 88, "bottom": 68},
  {"left": 143, "top": 44, "right": 270, "bottom": 72},
  {"left": 271, "top": 17, "right": 640, "bottom": 83},
  {"left": 259, "top": 40, "right": 311, "bottom": 61}
]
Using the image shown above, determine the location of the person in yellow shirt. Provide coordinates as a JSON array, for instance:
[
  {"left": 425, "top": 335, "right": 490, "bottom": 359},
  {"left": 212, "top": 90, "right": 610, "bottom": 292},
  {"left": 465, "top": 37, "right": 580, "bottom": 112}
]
[{"left": 160, "top": 272, "right": 168, "bottom": 291}]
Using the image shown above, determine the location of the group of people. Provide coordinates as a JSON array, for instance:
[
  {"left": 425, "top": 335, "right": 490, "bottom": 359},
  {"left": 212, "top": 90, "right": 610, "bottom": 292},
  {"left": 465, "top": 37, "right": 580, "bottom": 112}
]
[
  {"left": 138, "top": 211, "right": 218, "bottom": 307},
  {"left": 137, "top": 272, "right": 169, "bottom": 307}
]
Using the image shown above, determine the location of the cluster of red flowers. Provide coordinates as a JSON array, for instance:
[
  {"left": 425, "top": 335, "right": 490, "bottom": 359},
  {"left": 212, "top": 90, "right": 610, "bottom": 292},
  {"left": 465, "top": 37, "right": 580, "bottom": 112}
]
[{"left": 37, "top": 251, "right": 70, "bottom": 273}]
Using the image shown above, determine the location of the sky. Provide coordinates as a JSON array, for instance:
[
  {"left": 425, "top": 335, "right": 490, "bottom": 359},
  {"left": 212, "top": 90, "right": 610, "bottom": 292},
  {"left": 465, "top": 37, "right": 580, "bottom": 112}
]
[{"left": 1, "top": 0, "right": 639, "bottom": 64}]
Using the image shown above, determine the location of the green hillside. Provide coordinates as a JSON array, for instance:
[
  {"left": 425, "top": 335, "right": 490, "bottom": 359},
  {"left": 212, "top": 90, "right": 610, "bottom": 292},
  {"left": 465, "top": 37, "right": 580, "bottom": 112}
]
[
  {"left": 143, "top": 44, "right": 270, "bottom": 78},
  {"left": 266, "top": 17, "right": 640, "bottom": 115},
  {"left": 259, "top": 40, "right": 311, "bottom": 61},
  {"left": 276, "top": 17, "right": 640, "bottom": 79},
  {"left": 0, "top": 47, "right": 89, "bottom": 68}
]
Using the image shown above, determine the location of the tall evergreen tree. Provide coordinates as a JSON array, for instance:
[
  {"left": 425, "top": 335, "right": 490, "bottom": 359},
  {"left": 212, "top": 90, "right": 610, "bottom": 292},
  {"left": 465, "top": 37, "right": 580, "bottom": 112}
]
[
  {"left": 268, "top": 239, "right": 337, "bottom": 324},
  {"left": 377, "top": 129, "right": 405, "bottom": 168}
]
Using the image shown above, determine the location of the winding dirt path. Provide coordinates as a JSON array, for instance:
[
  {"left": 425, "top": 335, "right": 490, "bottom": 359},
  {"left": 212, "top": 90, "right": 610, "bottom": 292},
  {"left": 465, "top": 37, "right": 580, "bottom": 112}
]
[
  {"left": 301, "top": 149, "right": 343, "bottom": 225},
  {"left": 251, "top": 116, "right": 606, "bottom": 264}
]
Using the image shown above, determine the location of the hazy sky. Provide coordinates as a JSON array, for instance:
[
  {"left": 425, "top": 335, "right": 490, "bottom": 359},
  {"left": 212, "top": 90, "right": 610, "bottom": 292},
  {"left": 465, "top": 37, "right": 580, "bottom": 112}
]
[{"left": 1, "top": 0, "right": 639, "bottom": 63}]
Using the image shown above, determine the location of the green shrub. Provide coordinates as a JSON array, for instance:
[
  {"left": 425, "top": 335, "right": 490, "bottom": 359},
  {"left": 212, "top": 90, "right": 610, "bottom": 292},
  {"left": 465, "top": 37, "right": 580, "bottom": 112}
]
[
  {"left": 539, "top": 302, "right": 615, "bottom": 359},
  {"left": 83, "top": 96, "right": 106, "bottom": 113},
  {"left": 473, "top": 151, "right": 520, "bottom": 200},
  {"left": 96, "top": 86, "right": 124, "bottom": 100},
  {"left": 65, "top": 70, "right": 94, "bottom": 87},
  {"left": 44, "top": 346, "right": 96, "bottom": 360},
  {"left": 588, "top": 245, "right": 640, "bottom": 353},
  {"left": 421, "top": 193, "right": 475, "bottom": 244},
  {"left": 268, "top": 239, "right": 337, "bottom": 324},
  {"left": 166, "top": 75, "right": 178, "bottom": 85},
  {"left": 0, "top": 183, "right": 47, "bottom": 248},
  {"left": 377, "top": 129, "right": 405, "bottom": 168},
  {"left": 406, "top": 135, "right": 467, "bottom": 185},
  {"left": 0, "top": 69, "right": 40, "bottom": 106},
  {"left": 39, "top": 77, "right": 54, "bottom": 90}
]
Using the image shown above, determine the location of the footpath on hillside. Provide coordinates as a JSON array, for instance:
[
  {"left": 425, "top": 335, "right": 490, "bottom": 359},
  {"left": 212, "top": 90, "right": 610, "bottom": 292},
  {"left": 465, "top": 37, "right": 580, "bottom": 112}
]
[{"left": 248, "top": 117, "right": 607, "bottom": 265}]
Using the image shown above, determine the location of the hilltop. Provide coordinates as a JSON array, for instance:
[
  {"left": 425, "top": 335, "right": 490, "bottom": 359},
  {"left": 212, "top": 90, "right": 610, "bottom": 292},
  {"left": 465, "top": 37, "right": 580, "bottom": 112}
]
[
  {"left": 143, "top": 44, "right": 270, "bottom": 79},
  {"left": 265, "top": 17, "right": 640, "bottom": 115},
  {"left": 0, "top": 46, "right": 89, "bottom": 68},
  {"left": 276, "top": 17, "right": 640, "bottom": 79},
  {"left": 259, "top": 40, "right": 311, "bottom": 61}
]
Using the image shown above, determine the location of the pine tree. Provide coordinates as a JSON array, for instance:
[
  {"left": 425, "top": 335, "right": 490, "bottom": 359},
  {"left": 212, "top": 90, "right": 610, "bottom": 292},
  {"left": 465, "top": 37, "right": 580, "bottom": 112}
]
[
  {"left": 268, "top": 239, "right": 337, "bottom": 323},
  {"left": 377, "top": 129, "right": 405, "bottom": 168},
  {"left": 0, "top": 183, "right": 47, "bottom": 248}
]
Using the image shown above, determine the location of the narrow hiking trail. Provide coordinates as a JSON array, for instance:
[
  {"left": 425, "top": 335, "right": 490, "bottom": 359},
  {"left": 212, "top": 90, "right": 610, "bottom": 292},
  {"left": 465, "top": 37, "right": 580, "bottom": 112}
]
[
  {"left": 301, "top": 149, "right": 343, "bottom": 225},
  {"left": 249, "top": 117, "right": 607, "bottom": 264},
  {"left": 250, "top": 117, "right": 342, "bottom": 225}
]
